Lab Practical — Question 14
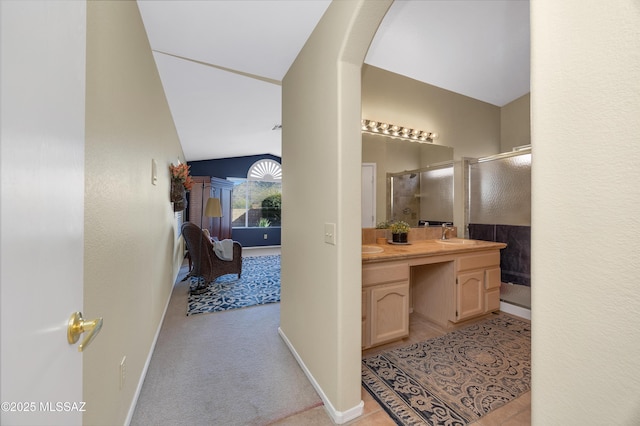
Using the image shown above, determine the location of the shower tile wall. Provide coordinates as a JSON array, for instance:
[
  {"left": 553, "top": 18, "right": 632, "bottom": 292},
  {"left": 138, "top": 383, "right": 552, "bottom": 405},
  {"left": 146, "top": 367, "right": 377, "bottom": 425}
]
[
  {"left": 390, "top": 175, "right": 420, "bottom": 225},
  {"left": 468, "top": 223, "right": 530, "bottom": 287}
]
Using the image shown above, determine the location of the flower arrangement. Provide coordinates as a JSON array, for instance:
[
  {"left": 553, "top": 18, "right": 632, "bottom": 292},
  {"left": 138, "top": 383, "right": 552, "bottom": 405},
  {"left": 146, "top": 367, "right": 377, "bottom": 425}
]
[
  {"left": 169, "top": 163, "right": 194, "bottom": 191},
  {"left": 389, "top": 220, "right": 411, "bottom": 243},
  {"left": 389, "top": 220, "right": 411, "bottom": 234}
]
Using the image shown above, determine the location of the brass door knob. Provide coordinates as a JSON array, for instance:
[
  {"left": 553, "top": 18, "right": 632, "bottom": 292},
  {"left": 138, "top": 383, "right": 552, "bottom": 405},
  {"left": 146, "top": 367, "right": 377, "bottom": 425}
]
[{"left": 67, "top": 312, "right": 103, "bottom": 352}]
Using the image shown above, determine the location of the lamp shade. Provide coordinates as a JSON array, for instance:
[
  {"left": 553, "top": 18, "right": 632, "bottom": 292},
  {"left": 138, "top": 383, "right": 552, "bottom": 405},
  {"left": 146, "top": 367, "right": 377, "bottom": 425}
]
[{"left": 204, "top": 197, "right": 222, "bottom": 218}]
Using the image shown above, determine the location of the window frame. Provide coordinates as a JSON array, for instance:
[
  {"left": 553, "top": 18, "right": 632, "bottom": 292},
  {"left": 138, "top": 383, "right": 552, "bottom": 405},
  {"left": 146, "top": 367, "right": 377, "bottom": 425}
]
[{"left": 230, "top": 159, "right": 282, "bottom": 229}]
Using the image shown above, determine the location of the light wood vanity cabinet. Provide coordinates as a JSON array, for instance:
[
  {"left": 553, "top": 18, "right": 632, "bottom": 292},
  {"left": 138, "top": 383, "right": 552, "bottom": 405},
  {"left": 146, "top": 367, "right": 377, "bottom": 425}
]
[
  {"left": 455, "top": 251, "right": 502, "bottom": 322},
  {"left": 362, "top": 261, "right": 410, "bottom": 349},
  {"left": 362, "top": 243, "right": 505, "bottom": 349},
  {"left": 484, "top": 267, "right": 502, "bottom": 312},
  {"left": 455, "top": 270, "right": 485, "bottom": 321}
]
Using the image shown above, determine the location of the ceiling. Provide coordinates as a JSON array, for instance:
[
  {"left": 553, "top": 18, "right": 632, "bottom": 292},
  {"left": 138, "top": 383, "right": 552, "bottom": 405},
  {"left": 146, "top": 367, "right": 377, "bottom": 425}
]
[{"left": 137, "top": 0, "right": 530, "bottom": 161}]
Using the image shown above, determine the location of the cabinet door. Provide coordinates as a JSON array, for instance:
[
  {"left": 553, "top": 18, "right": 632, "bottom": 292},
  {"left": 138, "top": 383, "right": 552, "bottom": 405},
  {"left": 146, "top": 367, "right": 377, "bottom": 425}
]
[
  {"left": 485, "top": 288, "right": 501, "bottom": 312},
  {"left": 484, "top": 267, "right": 501, "bottom": 313},
  {"left": 210, "top": 178, "right": 234, "bottom": 240},
  {"left": 485, "top": 267, "right": 501, "bottom": 290},
  {"left": 188, "top": 176, "right": 210, "bottom": 228},
  {"left": 211, "top": 185, "right": 233, "bottom": 240},
  {"left": 362, "top": 288, "right": 369, "bottom": 348},
  {"left": 370, "top": 282, "right": 409, "bottom": 346},
  {"left": 456, "top": 270, "right": 484, "bottom": 321}
]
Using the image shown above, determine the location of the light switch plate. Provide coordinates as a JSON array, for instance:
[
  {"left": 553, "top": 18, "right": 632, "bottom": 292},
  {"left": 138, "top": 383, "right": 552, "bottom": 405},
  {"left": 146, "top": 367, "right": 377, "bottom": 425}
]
[
  {"left": 151, "top": 159, "right": 158, "bottom": 185},
  {"left": 324, "top": 223, "right": 336, "bottom": 245}
]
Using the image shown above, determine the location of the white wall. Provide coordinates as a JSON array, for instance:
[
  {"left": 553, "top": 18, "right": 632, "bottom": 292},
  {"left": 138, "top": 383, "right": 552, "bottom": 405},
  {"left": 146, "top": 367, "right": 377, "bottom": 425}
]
[
  {"left": 83, "top": 2, "right": 185, "bottom": 424},
  {"left": 362, "top": 64, "right": 501, "bottom": 160},
  {"left": 280, "top": 1, "right": 392, "bottom": 422},
  {"left": 500, "top": 93, "right": 530, "bottom": 152},
  {"left": 531, "top": 1, "right": 640, "bottom": 424}
]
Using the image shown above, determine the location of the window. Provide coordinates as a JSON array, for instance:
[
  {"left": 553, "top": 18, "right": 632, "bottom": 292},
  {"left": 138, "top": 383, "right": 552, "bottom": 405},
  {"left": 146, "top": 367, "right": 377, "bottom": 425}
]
[{"left": 231, "top": 160, "right": 282, "bottom": 228}]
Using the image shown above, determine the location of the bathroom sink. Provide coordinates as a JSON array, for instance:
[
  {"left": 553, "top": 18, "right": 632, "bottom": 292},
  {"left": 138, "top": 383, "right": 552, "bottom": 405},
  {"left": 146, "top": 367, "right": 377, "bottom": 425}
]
[
  {"left": 362, "top": 245, "right": 384, "bottom": 254},
  {"left": 436, "top": 239, "right": 479, "bottom": 245}
]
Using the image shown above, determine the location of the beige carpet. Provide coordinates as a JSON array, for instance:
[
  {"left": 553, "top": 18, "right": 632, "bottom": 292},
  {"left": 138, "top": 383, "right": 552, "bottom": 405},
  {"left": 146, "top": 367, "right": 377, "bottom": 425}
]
[
  {"left": 362, "top": 315, "right": 531, "bottom": 425},
  {"left": 131, "top": 265, "right": 322, "bottom": 426}
]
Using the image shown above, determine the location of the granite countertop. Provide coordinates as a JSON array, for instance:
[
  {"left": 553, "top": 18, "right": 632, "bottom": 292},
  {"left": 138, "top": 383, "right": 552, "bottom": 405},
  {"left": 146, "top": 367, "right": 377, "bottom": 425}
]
[{"left": 362, "top": 239, "right": 507, "bottom": 263}]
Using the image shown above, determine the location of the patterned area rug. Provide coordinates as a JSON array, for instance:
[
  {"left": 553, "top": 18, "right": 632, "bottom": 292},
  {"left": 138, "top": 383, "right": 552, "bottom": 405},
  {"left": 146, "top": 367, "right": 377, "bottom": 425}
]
[
  {"left": 362, "top": 315, "right": 531, "bottom": 425},
  {"left": 187, "top": 255, "right": 280, "bottom": 316}
]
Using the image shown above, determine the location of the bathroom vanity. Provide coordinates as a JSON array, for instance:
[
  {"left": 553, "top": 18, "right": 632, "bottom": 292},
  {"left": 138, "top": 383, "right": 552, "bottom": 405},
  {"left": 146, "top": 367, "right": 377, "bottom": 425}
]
[{"left": 362, "top": 238, "right": 506, "bottom": 349}]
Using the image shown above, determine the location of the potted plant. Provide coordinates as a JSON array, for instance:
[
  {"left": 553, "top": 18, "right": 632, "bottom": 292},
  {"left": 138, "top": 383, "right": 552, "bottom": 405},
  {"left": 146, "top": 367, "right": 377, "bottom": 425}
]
[
  {"left": 376, "top": 221, "right": 390, "bottom": 229},
  {"left": 170, "top": 163, "right": 194, "bottom": 212},
  {"left": 389, "top": 220, "right": 411, "bottom": 243}
]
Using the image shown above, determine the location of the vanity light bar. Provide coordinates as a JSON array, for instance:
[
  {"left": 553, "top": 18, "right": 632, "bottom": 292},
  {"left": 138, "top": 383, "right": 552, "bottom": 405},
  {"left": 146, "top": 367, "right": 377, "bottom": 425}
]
[{"left": 361, "top": 119, "right": 438, "bottom": 143}]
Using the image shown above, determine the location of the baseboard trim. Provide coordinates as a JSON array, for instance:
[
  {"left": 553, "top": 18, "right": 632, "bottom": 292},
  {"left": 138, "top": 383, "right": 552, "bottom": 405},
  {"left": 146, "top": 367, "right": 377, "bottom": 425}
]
[
  {"left": 243, "top": 245, "right": 282, "bottom": 250},
  {"left": 124, "top": 275, "right": 176, "bottom": 426},
  {"left": 500, "top": 301, "right": 531, "bottom": 320},
  {"left": 278, "top": 327, "right": 364, "bottom": 424}
]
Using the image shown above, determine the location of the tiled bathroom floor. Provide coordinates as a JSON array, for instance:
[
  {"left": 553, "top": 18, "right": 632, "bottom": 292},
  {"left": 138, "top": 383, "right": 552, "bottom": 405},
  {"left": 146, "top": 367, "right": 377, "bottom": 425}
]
[
  {"left": 500, "top": 282, "right": 531, "bottom": 309},
  {"left": 272, "top": 312, "right": 531, "bottom": 426}
]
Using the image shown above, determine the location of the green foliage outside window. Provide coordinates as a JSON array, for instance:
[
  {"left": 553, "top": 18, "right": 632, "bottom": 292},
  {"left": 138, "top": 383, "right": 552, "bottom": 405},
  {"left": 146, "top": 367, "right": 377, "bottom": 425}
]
[
  {"left": 231, "top": 179, "right": 282, "bottom": 227},
  {"left": 261, "top": 193, "right": 281, "bottom": 226}
]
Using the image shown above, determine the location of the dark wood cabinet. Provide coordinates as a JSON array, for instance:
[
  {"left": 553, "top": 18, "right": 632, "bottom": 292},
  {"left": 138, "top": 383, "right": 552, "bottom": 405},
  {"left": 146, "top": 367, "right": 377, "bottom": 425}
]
[
  {"left": 210, "top": 177, "right": 233, "bottom": 240},
  {"left": 188, "top": 176, "right": 234, "bottom": 240}
]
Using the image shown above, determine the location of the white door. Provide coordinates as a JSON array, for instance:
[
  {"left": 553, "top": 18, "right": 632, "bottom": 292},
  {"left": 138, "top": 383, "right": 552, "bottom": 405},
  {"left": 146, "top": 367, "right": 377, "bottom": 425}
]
[
  {"left": 362, "top": 163, "right": 376, "bottom": 228},
  {"left": 1, "top": 2, "right": 87, "bottom": 425}
]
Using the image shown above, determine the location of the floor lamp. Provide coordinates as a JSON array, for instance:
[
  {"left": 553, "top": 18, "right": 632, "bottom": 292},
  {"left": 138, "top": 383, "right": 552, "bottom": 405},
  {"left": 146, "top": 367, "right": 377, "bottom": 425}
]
[
  {"left": 189, "top": 197, "right": 223, "bottom": 295},
  {"left": 204, "top": 197, "right": 222, "bottom": 238}
]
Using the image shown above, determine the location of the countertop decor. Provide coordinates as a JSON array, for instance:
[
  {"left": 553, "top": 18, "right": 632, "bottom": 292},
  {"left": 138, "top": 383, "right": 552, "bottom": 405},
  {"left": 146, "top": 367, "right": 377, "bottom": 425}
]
[
  {"left": 389, "top": 220, "right": 411, "bottom": 243},
  {"left": 170, "top": 162, "right": 193, "bottom": 212}
]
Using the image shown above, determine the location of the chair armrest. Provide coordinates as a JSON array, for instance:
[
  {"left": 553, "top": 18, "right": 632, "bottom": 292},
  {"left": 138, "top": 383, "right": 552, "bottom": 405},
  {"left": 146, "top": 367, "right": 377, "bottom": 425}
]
[{"left": 232, "top": 242, "right": 243, "bottom": 259}]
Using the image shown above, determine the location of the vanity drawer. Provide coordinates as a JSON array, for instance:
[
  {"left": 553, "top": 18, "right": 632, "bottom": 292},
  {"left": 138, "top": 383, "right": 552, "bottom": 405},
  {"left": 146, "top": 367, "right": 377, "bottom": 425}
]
[
  {"left": 362, "top": 261, "right": 409, "bottom": 286},
  {"left": 457, "top": 251, "right": 500, "bottom": 272},
  {"left": 485, "top": 267, "right": 501, "bottom": 290},
  {"left": 485, "top": 288, "right": 501, "bottom": 312}
]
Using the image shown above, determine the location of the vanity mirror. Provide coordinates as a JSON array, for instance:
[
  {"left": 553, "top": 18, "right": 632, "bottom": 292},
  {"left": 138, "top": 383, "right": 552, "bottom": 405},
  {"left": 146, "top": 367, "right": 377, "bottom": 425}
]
[
  {"left": 388, "top": 161, "right": 454, "bottom": 227},
  {"left": 362, "top": 132, "right": 454, "bottom": 226}
]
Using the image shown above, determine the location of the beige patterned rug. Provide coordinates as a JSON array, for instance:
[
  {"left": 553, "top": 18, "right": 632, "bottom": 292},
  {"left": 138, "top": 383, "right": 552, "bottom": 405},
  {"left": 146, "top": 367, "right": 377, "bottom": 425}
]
[{"left": 362, "top": 315, "right": 531, "bottom": 425}]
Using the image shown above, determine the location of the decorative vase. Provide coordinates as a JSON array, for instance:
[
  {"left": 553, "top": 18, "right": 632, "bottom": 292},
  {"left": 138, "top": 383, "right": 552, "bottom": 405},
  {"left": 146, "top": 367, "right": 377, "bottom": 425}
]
[
  {"left": 392, "top": 232, "right": 408, "bottom": 243},
  {"left": 171, "top": 179, "right": 187, "bottom": 212}
]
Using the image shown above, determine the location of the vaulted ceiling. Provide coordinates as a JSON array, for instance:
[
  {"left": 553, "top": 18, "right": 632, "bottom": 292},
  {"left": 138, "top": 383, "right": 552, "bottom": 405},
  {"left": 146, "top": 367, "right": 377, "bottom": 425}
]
[{"left": 137, "top": 0, "right": 530, "bottom": 161}]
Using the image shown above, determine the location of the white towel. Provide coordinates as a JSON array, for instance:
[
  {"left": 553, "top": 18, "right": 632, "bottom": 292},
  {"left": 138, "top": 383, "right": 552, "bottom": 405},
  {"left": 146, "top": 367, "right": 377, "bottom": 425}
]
[{"left": 213, "top": 239, "right": 234, "bottom": 261}]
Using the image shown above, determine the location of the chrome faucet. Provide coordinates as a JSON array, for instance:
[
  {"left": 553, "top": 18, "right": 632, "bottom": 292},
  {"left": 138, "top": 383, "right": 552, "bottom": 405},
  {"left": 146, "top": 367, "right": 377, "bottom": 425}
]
[{"left": 441, "top": 223, "right": 454, "bottom": 240}]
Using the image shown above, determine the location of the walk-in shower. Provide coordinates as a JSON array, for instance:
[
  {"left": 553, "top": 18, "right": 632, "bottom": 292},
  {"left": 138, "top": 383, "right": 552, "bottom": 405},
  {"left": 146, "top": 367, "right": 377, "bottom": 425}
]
[{"left": 466, "top": 148, "right": 532, "bottom": 309}]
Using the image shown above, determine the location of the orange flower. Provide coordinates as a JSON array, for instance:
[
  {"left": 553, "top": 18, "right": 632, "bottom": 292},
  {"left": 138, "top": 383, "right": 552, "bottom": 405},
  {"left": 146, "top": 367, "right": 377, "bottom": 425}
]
[
  {"left": 170, "top": 163, "right": 193, "bottom": 191},
  {"left": 183, "top": 175, "right": 194, "bottom": 191}
]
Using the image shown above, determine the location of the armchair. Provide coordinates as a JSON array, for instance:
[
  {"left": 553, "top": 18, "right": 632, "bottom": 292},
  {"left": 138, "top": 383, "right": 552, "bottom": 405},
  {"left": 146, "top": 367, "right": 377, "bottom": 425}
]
[{"left": 181, "top": 222, "right": 242, "bottom": 294}]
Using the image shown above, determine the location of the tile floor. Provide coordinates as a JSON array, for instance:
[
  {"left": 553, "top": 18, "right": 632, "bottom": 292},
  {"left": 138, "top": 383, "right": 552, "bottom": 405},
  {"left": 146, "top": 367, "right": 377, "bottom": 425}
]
[
  {"left": 500, "top": 282, "right": 531, "bottom": 310},
  {"left": 272, "top": 312, "right": 531, "bottom": 426},
  {"left": 251, "top": 247, "right": 530, "bottom": 425}
]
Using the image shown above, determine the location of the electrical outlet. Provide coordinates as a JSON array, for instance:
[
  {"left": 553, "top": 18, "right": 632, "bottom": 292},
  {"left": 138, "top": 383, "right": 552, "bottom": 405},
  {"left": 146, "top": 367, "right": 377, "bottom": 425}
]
[
  {"left": 263, "top": 233, "right": 268, "bottom": 240},
  {"left": 120, "top": 356, "right": 126, "bottom": 389},
  {"left": 324, "top": 223, "right": 336, "bottom": 245}
]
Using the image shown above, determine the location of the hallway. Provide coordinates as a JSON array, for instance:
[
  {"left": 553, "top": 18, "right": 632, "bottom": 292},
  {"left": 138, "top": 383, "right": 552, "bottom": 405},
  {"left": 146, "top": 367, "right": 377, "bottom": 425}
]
[{"left": 131, "top": 247, "right": 322, "bottom": 425}]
